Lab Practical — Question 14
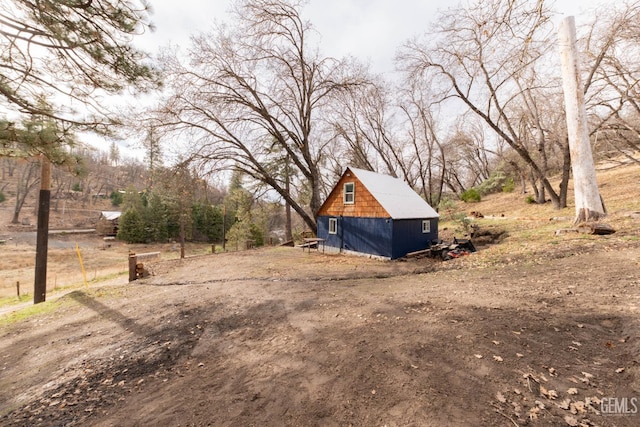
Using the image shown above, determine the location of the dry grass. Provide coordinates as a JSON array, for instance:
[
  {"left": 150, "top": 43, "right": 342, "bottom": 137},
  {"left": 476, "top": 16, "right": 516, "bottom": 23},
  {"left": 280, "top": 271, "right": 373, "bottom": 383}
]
[
  {"left": 0, "top": 239, "right": 216, "bottom": 300},
  {"left": 436, "top": 161, "right": 639, "bottom": 268},
  {"left": 0, "top": 161, "right": 637, "bottom": 301}
]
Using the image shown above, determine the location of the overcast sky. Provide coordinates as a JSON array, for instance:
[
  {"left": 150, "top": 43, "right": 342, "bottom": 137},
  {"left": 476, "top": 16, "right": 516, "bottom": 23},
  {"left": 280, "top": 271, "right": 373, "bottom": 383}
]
[
  {"left": 114, "top": 0, "right": 606, "bottom": 159},
  {"left": 136, "top": 0, "right": 607, "bottom": 76}
]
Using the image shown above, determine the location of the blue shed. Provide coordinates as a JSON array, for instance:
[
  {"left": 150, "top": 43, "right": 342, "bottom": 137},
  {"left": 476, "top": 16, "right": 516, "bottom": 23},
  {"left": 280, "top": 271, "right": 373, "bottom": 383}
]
[{"left": 317, "top": 167, "right": 439, "bottom": 259}]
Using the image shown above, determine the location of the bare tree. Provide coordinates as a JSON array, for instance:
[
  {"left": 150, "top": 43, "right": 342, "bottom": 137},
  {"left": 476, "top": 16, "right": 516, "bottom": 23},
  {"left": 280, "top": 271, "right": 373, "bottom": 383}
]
[
  {"left": 398, "top": 0, "right": 571, "bottom": 208},
  {"left": 583, "top": 1, "right": 640, "bottom": 166},
  {"left": 396, "top": 81, "right": 448, "bottom": 207},
  {"left": 11, "top": 158, "right": 40, "bottom": 224},
  {"left": 328, "top": 79, "right": 407, "bottom": 179},
  {"left": 152, "top": 0, "right": 362, "bottom": 230}
]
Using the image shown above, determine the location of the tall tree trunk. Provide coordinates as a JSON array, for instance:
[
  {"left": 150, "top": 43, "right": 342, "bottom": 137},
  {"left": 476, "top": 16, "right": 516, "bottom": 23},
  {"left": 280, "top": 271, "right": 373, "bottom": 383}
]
[
  {"left": 559, "top": 17, "right": 605, "bottom": 222},
  {"left": 284, "top": 155, "right": 293, "bottom": 241},
  {"left": 558, "top": 138, "right": 571, "bottom": 209}
]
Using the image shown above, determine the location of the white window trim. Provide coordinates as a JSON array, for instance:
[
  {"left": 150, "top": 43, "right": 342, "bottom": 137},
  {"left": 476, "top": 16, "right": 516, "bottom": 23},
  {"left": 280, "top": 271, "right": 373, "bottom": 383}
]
[
  {"left": 328, "top": 218, "right": 338, "bottom": 234},
  {"left": 343, "top": 182, "right": 355, "bottom": 204},
  {"left": 422, "top": 220, "right": 431, "bottom": 234}
]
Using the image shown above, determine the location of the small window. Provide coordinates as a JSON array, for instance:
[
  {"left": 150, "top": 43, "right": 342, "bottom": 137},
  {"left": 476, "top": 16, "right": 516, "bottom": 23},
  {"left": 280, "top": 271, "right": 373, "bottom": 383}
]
[
  {"left": 422, "top": 220, "right": 431, "bottom": 234},
  {"left": 343, "top": 182, "right": 355, "bottom": 204},
  {"left": 328, "top": 218, "right": 337, "bottom": 234}
]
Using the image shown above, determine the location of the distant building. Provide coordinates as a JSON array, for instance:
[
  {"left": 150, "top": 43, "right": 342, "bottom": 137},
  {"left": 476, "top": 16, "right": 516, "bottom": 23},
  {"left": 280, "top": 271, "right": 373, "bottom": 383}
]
[
  {"left": 317, "top": 167, "right": 439, "bottom": 260},
  {"left": 96, "top": 211, "right": 121, "bottom": 236}
]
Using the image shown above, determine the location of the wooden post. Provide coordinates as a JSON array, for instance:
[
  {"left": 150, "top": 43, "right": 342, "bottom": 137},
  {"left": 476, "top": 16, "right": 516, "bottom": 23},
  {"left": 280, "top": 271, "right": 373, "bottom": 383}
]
[
  {"left": 559, "top": 17, "right": 606, "bottom": 223},
  {"left": 34, "top": 155, "right": 51, "bottom": 304},
  {"left": 128, "top": 253, "right": 137, "bottom": 282},
  {"left": 222, "top": 205, "right": 226, "bottom": 252},
  {"left": 16, "top": 281, "right": 20, "bottom": 298}
]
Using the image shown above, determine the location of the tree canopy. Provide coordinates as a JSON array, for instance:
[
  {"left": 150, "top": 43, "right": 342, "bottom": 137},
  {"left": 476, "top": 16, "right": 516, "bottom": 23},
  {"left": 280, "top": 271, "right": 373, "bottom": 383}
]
[{"left": 0, "top": 0, "right": 161, "bottom": 131}]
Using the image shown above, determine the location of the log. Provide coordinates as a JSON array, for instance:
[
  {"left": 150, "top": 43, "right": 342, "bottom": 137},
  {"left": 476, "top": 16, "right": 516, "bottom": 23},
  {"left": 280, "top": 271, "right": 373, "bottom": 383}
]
[
  {"left": 405, "top": 248, "right": 432, "bottom": 258},
  {"left": 576, "top": 223, "right": 616, "bottom": 235}
]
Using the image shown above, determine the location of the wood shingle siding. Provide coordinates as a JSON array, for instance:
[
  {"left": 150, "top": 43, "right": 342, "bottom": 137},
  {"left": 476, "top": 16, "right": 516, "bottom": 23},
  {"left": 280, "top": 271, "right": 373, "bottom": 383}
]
[{"left": 317, "top": 174, "right": 391, "bottom": 218}]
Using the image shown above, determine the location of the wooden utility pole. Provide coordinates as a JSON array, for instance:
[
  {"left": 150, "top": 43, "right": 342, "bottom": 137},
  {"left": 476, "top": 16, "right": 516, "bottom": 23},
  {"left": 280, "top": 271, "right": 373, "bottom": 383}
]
[
  {"left": 34, "top": 154, "right": 51, "bottom": 304},
  {"left": 558, "top": 16, "right": 606, "bottom": 223}
]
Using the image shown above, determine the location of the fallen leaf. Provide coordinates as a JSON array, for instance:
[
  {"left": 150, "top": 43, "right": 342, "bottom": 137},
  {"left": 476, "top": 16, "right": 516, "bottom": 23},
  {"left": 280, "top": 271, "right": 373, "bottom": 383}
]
[
  {"left": 564, "top": 415, "right": 579, "bottom": 426},
  {"left": 516, "top": 353, "right": 524, "bottom": 358},
  {"left": 615, "top": 367, "right": 625, "bottom": 373},
  {"left": 493, "top": 355, "right": 503, "bottom": 362},
  {"left": 567, "top": 388, "right": 578, "bottom": 395},
  {"left": 474, "top": 354, "right": 483, "bottom": 359},
  {"left": 492, "top": 340, "right": 500, "bottom": 345},
  {"left": 573, "top": 401, "right": 586, "bottom": 414},
  {"left": 496, "top": 392, "right": 507, "bottom": 403},
  {"left": 581, "top": 372, "right": 594, "bottom": 379},
  {"left": 558, "top": 399, "right": 571, "bottom": 410},
  {"left": 528, "top": 406, "right": 540, "bottom": 420},
  {"left": 371, "top": 389, "right": 376, "bottom": 395},
  {"left": 540, "top": 385, "right": 549, "bottom": 397}
]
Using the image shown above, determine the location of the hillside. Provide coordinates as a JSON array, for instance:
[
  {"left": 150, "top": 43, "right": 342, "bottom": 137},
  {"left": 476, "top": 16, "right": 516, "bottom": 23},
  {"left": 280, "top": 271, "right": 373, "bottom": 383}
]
[{"left": 0, "top": 162, "right": 638, "bottom": 426}]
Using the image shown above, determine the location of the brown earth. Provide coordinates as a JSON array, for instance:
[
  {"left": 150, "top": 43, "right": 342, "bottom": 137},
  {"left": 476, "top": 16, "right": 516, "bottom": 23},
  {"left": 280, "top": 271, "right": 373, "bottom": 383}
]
[
  {"left": 1, "top": 162, "right": 639, "bottom": 426},
  {"left": 1, "top": 239, "right": 639, "bottom": 426}
]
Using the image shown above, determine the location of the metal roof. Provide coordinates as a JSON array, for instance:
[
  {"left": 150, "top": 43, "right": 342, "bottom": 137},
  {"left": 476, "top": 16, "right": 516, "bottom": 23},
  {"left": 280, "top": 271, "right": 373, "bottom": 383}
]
[
  {"left": 348, "top": 167, "right": 439, "bottom": 219},
  {"left": 101, "top": 211, "right": 122, "bottom": 221}
]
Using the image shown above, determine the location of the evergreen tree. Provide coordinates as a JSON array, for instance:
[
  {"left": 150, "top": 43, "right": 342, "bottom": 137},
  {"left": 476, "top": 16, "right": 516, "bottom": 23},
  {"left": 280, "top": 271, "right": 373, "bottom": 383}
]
[{"left": 117, "top": 209, "right": 146, "bottom": 243}]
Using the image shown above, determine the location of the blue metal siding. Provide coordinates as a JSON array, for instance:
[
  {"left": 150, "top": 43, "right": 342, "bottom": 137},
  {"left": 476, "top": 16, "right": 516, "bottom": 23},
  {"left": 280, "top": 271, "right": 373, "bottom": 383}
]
[
  {"left": 318, "top": 216, "right": 438, "bottom": 260},
  {"left": 318, "top": 216, "right": 392, "bottom": 257},
  {"left": 342, "top": 217, "right": 393, "bottom": 258},
  {"left": 391, "top": 218, "right": 439, "bottom": 259}
]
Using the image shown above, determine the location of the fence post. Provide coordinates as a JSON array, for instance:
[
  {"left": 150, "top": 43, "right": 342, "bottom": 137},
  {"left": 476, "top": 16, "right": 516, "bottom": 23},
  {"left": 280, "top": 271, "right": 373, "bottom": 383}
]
[{"left": 128, "top": 253, "right": 137, "bottom": 282}]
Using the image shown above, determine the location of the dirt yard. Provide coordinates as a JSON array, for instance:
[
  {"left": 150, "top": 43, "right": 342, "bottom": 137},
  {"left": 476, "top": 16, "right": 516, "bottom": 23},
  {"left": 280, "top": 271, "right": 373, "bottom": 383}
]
[{"left": 1, "top": 238, "right": 639, "bottom": 426}]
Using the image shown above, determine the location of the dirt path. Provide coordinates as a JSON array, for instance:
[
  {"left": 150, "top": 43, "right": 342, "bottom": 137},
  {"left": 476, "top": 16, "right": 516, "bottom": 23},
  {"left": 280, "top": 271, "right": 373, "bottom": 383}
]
[{"left": 1, "top": 246, "right": 639, "bottom": 426}]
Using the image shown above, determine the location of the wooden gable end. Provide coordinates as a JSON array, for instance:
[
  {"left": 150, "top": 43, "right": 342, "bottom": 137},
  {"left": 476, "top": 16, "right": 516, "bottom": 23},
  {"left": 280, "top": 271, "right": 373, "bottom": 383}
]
[{"left": 318, "top": 171, "right": 390, "bottom": 218}]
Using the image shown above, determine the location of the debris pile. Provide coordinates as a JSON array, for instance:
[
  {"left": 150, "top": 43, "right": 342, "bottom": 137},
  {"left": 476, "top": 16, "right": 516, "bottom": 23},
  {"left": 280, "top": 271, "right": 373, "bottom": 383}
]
[{"left": 405, "top": 238, "right": 477, "bottom": 261}]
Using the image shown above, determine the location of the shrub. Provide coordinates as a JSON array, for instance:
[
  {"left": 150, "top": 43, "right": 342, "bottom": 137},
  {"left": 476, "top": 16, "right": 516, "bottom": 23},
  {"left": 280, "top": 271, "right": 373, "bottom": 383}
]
[
  {"left": 477, "top": 171, "right": 507, "bottom": 195},
  {"left": 501, "top": 178, "right": 515, "bottom": 193},
  {"left": 525, "top": 195, "right": 536, "bottom": 204},
  {"left": 0, "top": 191, "right": 5, "bottom": 203},
  {"left": 110, "top": 191, "right": 123, "bottom": 207},
  {"left": 460, "top": 188, "right": 481, "bottom": 203},
  {"left": 117, "top": 209, "right": 147, "bottom": 243}
]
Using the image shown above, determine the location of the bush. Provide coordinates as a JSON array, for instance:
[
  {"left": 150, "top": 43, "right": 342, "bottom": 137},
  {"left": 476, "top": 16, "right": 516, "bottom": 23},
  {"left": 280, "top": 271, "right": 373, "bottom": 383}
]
[
  {"left": 501, "top": 178, "right": 515, "bottom": 193},
  {"left": 110, "top": 191, "right": 123, "bottom": 207},
  {"left": 525, "top": 195, "right": 536, "bottom": 204},
  {"left": 460, "top": 188, "right": 481, "bottom": 203},
  {"left": 476, "top": 171, "right": 507, "bottom": 195},
  {"left": 0, "top": 191, "right": 5, "bottom": 203},
  {"left": 117, "top": 209, "right": 147, "bottom": 243}
]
